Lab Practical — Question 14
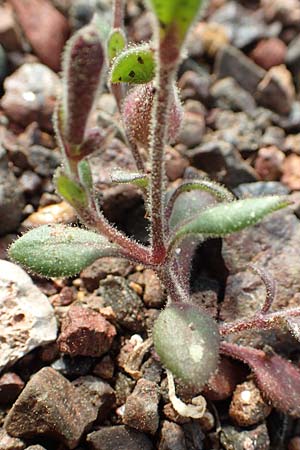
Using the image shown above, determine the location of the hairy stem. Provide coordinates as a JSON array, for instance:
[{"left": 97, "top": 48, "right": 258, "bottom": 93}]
[{"left": 113, "top": 0, "right": 125, "bottom": 28}]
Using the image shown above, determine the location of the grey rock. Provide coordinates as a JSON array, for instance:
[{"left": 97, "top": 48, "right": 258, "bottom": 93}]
[
  {"left": 0, "top": 148, "right": 24, "bottom": 235},
  {"left": 261, "top": 126, "right": 285, "bottom": 147},
  {"left": 86, "top": 425, "right": 154, "bottom": 450},
  {"left": 0, "top": 428, "right": 25, "bottom": 450},
  {"left": 286, "top": 34, "right": 300, "bottom": 77},
  {"left": 0, "top": 44, "right": 7, "bottom": 85},
  {"left": 5, "top": 367, "right": 100, "bottom": 449},
  {"left": 81, "top": 257, "right": 134, "bottom": 292},
  {"left": 27, "top": 145, "right": 61, "bottom": 177},
  {"left": 256, "top": 67, "right": 294, "bottom": 115},
  {"left": 211, "top": 77, "right": 256, "bottom": 113},
  {"left": 233, "top": 181, "right": 289, "bottom": 198},
  {"left": 51, "top": 355, "right": 94, "bottom": 378},
  {"left": 220, "top": 423, "right": 270, "bottom": 450},
  {"left": 123, "top": 378, "right": 160, "bottom": 434},
  {"left": 158, "top": 421, "right": 187, "bottom": 450},
  {"left": 0, "top": 260, "right": 57, "bottom": 372}
]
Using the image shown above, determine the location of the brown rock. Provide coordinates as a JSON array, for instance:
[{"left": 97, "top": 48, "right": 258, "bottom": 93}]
[
  {"left": 158, "top": 421, "right": 187, "bottom": 450},
  {"left": 9, "top": 0, "right": 69, "bottom": 71},
  {"left": 57, "top": 305, "right": 116, "bottom": 357},
  {"left": 289, "top": 437, "right": 300, "bottom": 450},
  {"left": 4, "top": 367, "right": 99, "bottom": 449},
  {"left": 86, "top": 425, "right": 154, "bottom": 450},
  {"left": 229, "top": 380, "right": 272, "bottom": 426},
  {"left": 123, "top": 378, "right": 160, "bottom": 434},
  {"left": 80, "top": 257, "right": 133, "bottom": 292},
  {"left": 0, "top": 3, "right": 22, "bottom": 51},
  {"left": 191, "top": 22, "right": 229, "bottom": 57},
  {"left": 0, "top": 429, "right": 25, "bottom": 450},
  {"left": 250, "top": 38, "right": 287, "bottom": 70},
  {"left": 255, "top": 146, "right": 285, "bottom": 181},
  {"left": 143, "top": 269, "right": 164, "bottom": 308},
  {"left": 163, "top": 403, "right": 190, "bottom": 425},
  {"left": 0, "top": 372, "right": 24, "bottom": 404},
  {"left": 165, "top": 147, "right": 189, "bottom": 182},
  {"left": 282, "top": 154, "right": 300, "bottom": 190},
  {"left": 93, "top": 355, "right": 115, "bottom": 380}
]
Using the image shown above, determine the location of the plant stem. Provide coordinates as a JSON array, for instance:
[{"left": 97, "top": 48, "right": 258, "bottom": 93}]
[{"left": 113, "top": 0, "right": 125, "bottom": 28}]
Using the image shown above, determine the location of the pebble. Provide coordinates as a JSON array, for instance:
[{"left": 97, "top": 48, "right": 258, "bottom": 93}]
[
  {"left": 211, "top": 77, "right": 256, "bottom": 113},
  {"left": 0, "top": 3, "right": 23, "bottom": 52},
  {"left": 0, "top": 148, "right": 24, "bottom": 235},
  {"left": 0, "top": 260, "right": 57, "bottom": 372},
  {"left": 18, "top": 170, "right": 42, "bottom": 196},
  {"left": 22, "top": 201, "right": 76, "bottom": 227},
  {"left": 220, "top": 423, "right": 270, "bottom": 450},
  {"left": 250, "top": 38, "right": 287, "bottom": 70},
  {"left": 86, "top": 425, "right": 154, "bottom": 450},
  {"left": 57, "top": 305, "right": 116, "bottom": 357},
  {"left": 229, "top": 380, "right": 272, "bottom": 426},
  {"left": 177, "top": 110, "right": 206, "bottom": 148},
  {"left": 0, "top": 45, "right": 8, "bottom": 86},
  {"left": 289, "top": 437, "right": 300, "bottom": 450},
  {"left": 81, "top": 257, "right": 134, "bottom": 292},
  {"left": 5, "top": 367, "right": 101, "bottom": 449},
  {"left": 51, "top": 354, "right": 94, "bottom": 378},
  {"left": 191, "top": 22, "right": 229, "bottom": 57},
  {"left": 123, "top": 378, "right": 160, "bottom": 434},
  {"left": 93, "top": 355, "right": 115, "bottom": 380},
  {"left": 1, "top": 63, "right": 60, "bottom": 130},
  {"left": 0, "top": 428, "right": 25, "bottom": 450},
  {"left": 282, "top": 154, "right": 300, "bottom": 190},
  {"left": 158, "top": 421, "right": 186, "bottom": 450},
  {"left": 177, "top": 70, "right": 211, "bottom": 105},
  {"left": 0, "top": 372, "right": 24, "bottom": 404},
  {"left": 26, "top": 145, "right": 61, "bottom": 176},
  {"left": 10, "top": 0, "right": 69, "bottom": 71},
  {"left": 255, "top": 145, "right": 285, "bottom": 181}
]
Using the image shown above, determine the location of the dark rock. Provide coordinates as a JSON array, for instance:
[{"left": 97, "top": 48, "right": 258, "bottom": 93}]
[
  {"left": 211, "top": 77, "right": 256, "bottom": 113},
  {"left": 0, "top": 148, "right": 24, "bottom": 235},
  {"left": 215, "top": 45, "right": 265, "bottom": 95},
  {"left": 93, "top": 355, "right": 115, "bottom": 380},
  {"left": 0, "top": 45, "right": 8, "bottom": 85},
  {"left": 18, "top": 171, "right": 42, "bottom": 196},
  {"left": 141, "top": 357, "right": 162, "bottom": 384},
  {"left": 229, "top": 380, "right": 272, "bottom": 426},
  {"left": 99, "top": 276, "right": 145, "bottom": 332},
  {"left": 0, "top": 3, "right": 23, "bottom": 52},
  {"left": 182, "top": 422, "right": 205, "bottom": 450},
  {"left": 142, "top": 269, "right": 164, "bottom": 308},
  {"left": 0, "top": 428, "right": 25, "bottom": 450},
  {"left": 177, "top": 70, "right": 211, "bottom": 105},
  {"left": 81, "top": 257, "right": 134, "bottom": 292},
  {"left": 51, "top": 355, "right": 94, "bottom": 378},
  {"left": 57, "top": 305, "right": 116, "bottom": 357},
  {"left": 27, "top": 145, "right": 61, "bottom": 177},
  {"left": 4, "top": 367, "right": 100, "bottom": 449},
  {"left": 250, "top": 38, "right": 287, "bottom": 70},
  {"left": 286, "top": 34, "right": 300, "bottom": 77},
  {"left": 177, "top": 111, "right": 206, "bottom": 149},
  {"left": 86, "top": 425, "right": 154, "bottom": 450},
  {"left": 158, "top": 421, "right": 187, "bottom": 450},
  {"left": 165, "top": 147, "right": 189, "bottom": 182},
  {"left": 254, "top": 146, "right": 285, "bottom": 181},
  {"left": 187, "top": 140, "right": 258, "bottom": 188},
  {"left": 114, "top": 373, "right": 135, "bottom": 406},
  {"left": 72, "top": 375, "right": 115, "bottom": 423},
  {"left": 220, "top": 423, "right": 270, "bottom": 450},
  {"left": 123, "top": 378, "right": 160, "bottom": 434},
  {"left": 0, "top": 372, "right": 24, "bottom": 404},
  {"left": 190, "top": 277, "right": 219, "bottom": 319}
]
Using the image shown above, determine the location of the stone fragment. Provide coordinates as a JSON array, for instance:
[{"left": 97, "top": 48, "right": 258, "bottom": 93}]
[
  {"left": 4, "top": 367, "right": 98, "bottom": 449},
  {"left": 57, "top": 305, "right": 116, "bottom": 357},
  {"left": 211, "top": 77, "right": 256, "bottom": 113},
  {"left": 0, "top": 428, "right": 25, "bottom": 450},
  {"left": 282, "top": 154, "right": 300, "bottom": 190},
  {"left": 191, "top": 22, "right": 229, "bottom": 57},
  {"left": 0, "top": 260, "right": 57, "bottom": 372},
  {"left": 99, "top": 276, "right": 145, "bottom": 332},
  {"left": 87, "top": 426, "right": 154, "bottom": 450},
  {"left": 250, "top": 38, "right": 287, "bottom": 70},
  {"left": 93, "top": 355, "right": 115, "bottom": 380},
  {"left": 1, "top": 63, "right": 60, "bottom": 130},
  {"left": 19, "top": 171, "right": 42, "bottom": 196},
  {"left": 177, "top": 70, "right": 211, "bottom": 105},
  {"left": 158, "top": 421, "right": 186, "bottom": 450},
  {"left": 0, "top": 148, "right": 24, "bottom": 235},
  {"left": 220, "top": 423, "right": 270, "bottom": 450},
  {"left": 178, "top": 111, "right": 205, "bottom": 149},
  {"left": 22, "top": 201, "right": 76, "bottom": 227},
  {"left": 229, "top": 380, "right": 272, "bottom": 426},
  {"left": 10, "top": 0, "right": 69, "bottom": 71},
  {"left": 26, "top": 145, "right": 61, "bottom": 176},
  {"left": 25, "top": 446, "right": 47, "bottom": 450},
  {"left": 123, "top": 379, "right": 160, "bottom": 434},
  {"left": 81, "top": 257, "right": 133, "bottom": 292},
  {"left": 114, "top": 373, "right": 135, "bottom": 406},
  {"left": 0, "top": 372, "right": 24, "bottom": 404},
  {"left": 255, "top": 146, "right": 285, "bottom": 181},
  {"left": 262, "top": 0, "right": 300, "bottom": 26},
  {"left": 143, "top": 269, "right": 164, "bottom": 308},
  {"left": 51, "top": 355, "right": 93, "bottom": 378},
  {"left": 261, "top": 126, "right": 285, "bottom": 148},
  {"left": 0, "top": 3, "right": 22, "bottom": 51},
  {"left": 289, "top": 437, "right": 300, "bottom": 450}
]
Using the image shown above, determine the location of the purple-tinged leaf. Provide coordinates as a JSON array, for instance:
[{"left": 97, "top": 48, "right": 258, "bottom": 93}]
[{"left": 220, "top": 342, "right": 300, "bottom": 417}]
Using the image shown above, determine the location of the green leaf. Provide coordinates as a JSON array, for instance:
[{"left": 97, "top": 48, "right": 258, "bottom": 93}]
[
  {"left": 111, "top": 169, "right": 149, "bottom": 188},
  {"left": 107, "top": 28, "right": 126, "bottom": 62},
  {"left": 78, "top": 160, "right": 93, "bottom": 191},
  {"left": 148, "top": 0, "right": 204, "bottom": 43},
  {"left": 173, "top": 196, "right": 290, "bottom": 241},
  {"left": 110, "top": 44, "right": 155, "bottom": 84},
  {"left": 54, "top": 170, "right": 87, "bottom": 208},
  {"left": 153, "top": 304, "right": 220, "bottom": 389},
  {"left": 9, "top": 225, "right": 120, "bottom": 278}
]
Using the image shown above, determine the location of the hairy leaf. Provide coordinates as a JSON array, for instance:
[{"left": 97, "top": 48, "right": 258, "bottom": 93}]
[
  {"left": 111, "top": 169, "right": 149, "bottom": 188},
  {"left": 55, "top": 170, "right": 87, "bottom": 208},
  {"left": 110, "top": 44, "right": 155, "bottom": 84},
  {"left": 220, "top": 342, "right": 300, "bottom": 417},
  {"left": 153, "top": 304, "right": 220, "bottom": 389},
  {"left": 107, "top": 28, "right": 126, "bottom": 62},
  {"left": 9, "top": 225, "right": 120, "bottom": 278},
  {"left": 78, "top": 159, "right": 93, "bottom": 191},
  {"left": 173, "top": 196, "right": 289, "bottom": 241}
]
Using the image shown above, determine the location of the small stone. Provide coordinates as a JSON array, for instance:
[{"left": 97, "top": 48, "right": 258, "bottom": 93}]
[
  {"left": 22, "top": 201, "right": 76, "bottom": 227},
  {"left": 26, "top": 145, "right": 61, "bottom": 176},
  {"left": 220, "top": 423, "right": 270, "bottom": 450},
  {"left": 123, "top": 378, "right": 160, "bottom": 434},
  {"left": 261, "top": 126, "right": 285, "bottom": 148},
  {"left": 229, "top": 380, "right": 272, "bottom": 427},
  {"left": 51, "top": 355, "right": 93, "bottom": 378},
  {"left": 143, "top": 269, "right": 164, "bottom": 308},
  {"left": 18, "top": 171, "right": 42, "bottom": 196},
  {"left": 165, "top": 147, "right": 189, "bottom": 182},
  {"left": 178, "top": 111, "right": 205, "bottom": 148},
  {"left": 191, "top": 22, "right": 229, "bottom": 57},
  {"left": 289, "top": 437, "right": 300, "bottom": 450},
  {"left": 25, "top": 446, "right": 47, "bottom": 450},
  {"left": 1, "top": 63, "right": 60, "bottom": 130},
  {"left": 86, "top": 425, "right": 154, "bottom": 450},
  {"left": 250, "top": 38, "right": 287, "bottom": 70},
  {"left": 10, "top": 0, "right": 69, "bottom": 71},
  {"left": 177, "top": 70, "right": 211, "bottom": 105},
  {"left": 115, "top": 372, "right": 135, "bottom": 406},
  {"left": 0, "top": 3, "right": 22, "bottom": 52},
  {"left": 81, "top": 257, "right": 133, "bottom": 292},
  {"left": 282, "top": 154, "right": 300, "bottom": 190},
  {"left": 57, "top": 305, "right": 116, "bottom": 357},
  {"left": 93, "top": 355, "right": 115, "bottom": 380},
  {"left": 211, "top": 77, "right": 256, "bottom": 113},
  {"left": 0, "top": 372, "right": 24, "bottom": 404},
  {"left": 0, "top": 260, "right": 57, "bottom": 372},
  {"left": 163, "top": 403, "right": 190, "bottom": 425},
  {"left": 158, "top": 421, "right": 186, "bottom": 450},
  {"left": 0, "top": 428, "right": 25, "bottom": 450},
  {"left": 255, "top": 146, "right": 285, "bottom": 181},
  {"left": 5, "top": 367, "right": 100, "bottom": 449}
]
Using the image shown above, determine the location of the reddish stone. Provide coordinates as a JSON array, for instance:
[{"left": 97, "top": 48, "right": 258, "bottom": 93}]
[
  {"left": 250, "top": 38, "right": 287, "bottom": 70},
  {"left": 255, "top": 145, "right": 285, "bottom": 181},
  {"left": 57, "top": 306, "right": 116, "bottom": 357},
  {"left": 9, "top": 0, "right": 69, "bottom": 71},
  {"left": 282, "top": 154, "right": 300, "bottom": 190}
]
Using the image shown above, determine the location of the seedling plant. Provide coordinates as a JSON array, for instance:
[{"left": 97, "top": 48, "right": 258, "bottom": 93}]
[{"left": 10, "top": 0, "right": 300, "bottom": 418}]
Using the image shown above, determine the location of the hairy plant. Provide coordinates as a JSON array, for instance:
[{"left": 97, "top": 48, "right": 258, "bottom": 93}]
[{"left": 9, "top": 0, "right": 300, "bottom": 417}]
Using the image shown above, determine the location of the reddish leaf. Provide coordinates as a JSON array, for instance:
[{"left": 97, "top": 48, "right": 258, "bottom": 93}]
[{"left": 220, "top": 342, "right": 300, "bottom": 417}]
